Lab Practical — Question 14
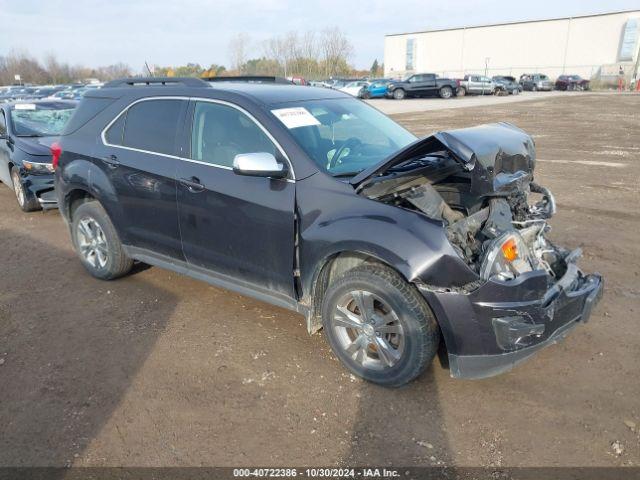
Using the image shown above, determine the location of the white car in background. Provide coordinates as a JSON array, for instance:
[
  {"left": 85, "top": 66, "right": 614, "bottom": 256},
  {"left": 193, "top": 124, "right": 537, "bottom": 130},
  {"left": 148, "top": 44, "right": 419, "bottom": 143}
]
[{"left": 338, "top": 81, "right": 370, "bottom": 97}]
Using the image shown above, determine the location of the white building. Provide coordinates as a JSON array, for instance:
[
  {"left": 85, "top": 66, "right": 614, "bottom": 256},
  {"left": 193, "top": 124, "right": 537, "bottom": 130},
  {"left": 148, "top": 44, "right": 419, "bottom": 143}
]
[{"left": 384, "top": 9, "right": 640, "bottom": 82}]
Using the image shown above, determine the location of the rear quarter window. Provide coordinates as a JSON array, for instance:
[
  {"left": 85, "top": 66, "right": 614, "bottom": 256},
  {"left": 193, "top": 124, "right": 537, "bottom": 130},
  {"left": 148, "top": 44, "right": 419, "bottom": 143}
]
[{"left": 105, "top": 113, "right": 126, "bottom": 145}]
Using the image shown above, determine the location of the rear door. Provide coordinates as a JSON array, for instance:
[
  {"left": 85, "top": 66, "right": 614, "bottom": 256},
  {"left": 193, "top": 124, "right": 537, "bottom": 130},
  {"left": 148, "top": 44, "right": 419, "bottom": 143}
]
[
  {"left": 98, "top": 98, "right": 187, "bottom": 259},
  {"left": 176, "top": 99, "right": 296, "bottom": 299},
  {"left": 480, "top": 76, "right": 492, "bottom": 94},
  {"left": 421, "top": 74, "right": 436, "bottom": 94}
]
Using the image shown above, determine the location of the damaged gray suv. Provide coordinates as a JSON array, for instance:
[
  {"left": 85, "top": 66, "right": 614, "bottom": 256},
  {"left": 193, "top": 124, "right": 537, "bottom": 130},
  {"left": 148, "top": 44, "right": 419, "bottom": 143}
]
[{"left": 55, "top": 78, "right": 603, "bottom": 386}]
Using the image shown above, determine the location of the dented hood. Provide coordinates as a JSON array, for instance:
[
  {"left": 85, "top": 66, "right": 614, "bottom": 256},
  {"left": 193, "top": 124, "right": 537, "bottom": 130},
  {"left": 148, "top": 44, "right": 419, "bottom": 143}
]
[{"left": 351, "top": 122, "right": 536, "bottom": 195}]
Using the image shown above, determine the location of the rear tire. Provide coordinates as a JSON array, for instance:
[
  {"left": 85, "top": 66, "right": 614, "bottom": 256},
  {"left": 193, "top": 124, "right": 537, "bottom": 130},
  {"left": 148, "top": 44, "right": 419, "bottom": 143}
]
[
  {"left": 392, "top": 88, "right": 405, "bottom": 100},
  {"left": 321, "top": 263, "right": 440, "bottom": 387},
  {"left": 532, "top": 85, "right": 538, "bottom": 92},
  {"left": 11, "top": 167, "right": 40, "bottom": 212},
  {"left": 439, "top": 86, "right": 453, "bottom": 99},
  {"left": 71, "top": 201, "right": 133, "bottom": 280},
  {"left": 457, "top": 87, "right": 466, "bottom": 97}
]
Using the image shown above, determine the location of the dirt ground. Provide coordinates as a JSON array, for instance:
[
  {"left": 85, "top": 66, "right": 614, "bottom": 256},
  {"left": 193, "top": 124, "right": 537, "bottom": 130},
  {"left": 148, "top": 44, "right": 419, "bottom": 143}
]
[{"left": 0, "top": 94, "right": 638, "bottom": 468}]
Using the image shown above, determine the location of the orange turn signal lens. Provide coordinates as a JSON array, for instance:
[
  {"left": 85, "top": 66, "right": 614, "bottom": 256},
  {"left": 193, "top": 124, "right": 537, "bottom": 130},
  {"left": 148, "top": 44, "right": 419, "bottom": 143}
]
[{"left": 501, "top": 237, "right": 519, "bottom": 262}]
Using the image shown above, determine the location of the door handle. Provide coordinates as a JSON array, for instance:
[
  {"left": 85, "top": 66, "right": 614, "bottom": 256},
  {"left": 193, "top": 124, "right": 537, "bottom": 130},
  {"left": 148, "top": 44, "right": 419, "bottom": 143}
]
[
  {"left": 179, "top": 176, "right": 205, "bottom": 193},
  {"left": 102, "top": 154, "right": 120, "bottom": 168}
]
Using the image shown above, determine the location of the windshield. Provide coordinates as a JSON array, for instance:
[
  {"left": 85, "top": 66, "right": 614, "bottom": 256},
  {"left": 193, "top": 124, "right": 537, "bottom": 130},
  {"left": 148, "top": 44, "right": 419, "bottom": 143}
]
[
  {"left": 11, "top": 103, "right": 75, "bottom": 136},
  {"left": 273, "top": 98, "right": 416, "bottom": 176}
]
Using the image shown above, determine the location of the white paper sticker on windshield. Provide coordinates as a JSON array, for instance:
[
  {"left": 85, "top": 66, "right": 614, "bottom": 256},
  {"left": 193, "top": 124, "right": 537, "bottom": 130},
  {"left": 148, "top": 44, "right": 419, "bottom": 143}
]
[
  {"left": 271, "top": 107, "right": 320, "bottom": 129},
  {"left": 14, "top": 103, "right": 37, "bottom": 110}
]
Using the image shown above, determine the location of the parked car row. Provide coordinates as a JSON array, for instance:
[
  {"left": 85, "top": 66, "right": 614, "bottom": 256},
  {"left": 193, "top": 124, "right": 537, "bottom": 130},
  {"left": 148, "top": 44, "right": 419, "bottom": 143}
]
[
  {"left": 0, "top": 82, "right": 103, "bottom": 103},
  {"left": 317, "top": 72, "right": 590, "bottom": 100},
  {"left": 0, "top": 76, "right": 603, "bottom": 387}
]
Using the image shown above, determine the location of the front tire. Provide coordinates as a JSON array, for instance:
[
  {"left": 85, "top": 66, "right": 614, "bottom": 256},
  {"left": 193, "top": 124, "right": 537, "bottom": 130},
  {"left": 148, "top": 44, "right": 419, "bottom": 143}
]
[
  {"left": 392, "top": 88, "right": 405, "bottom": 100},
  {"left": 457, "top": 87, "right": 466, "bottom": 97},
  {"left": 321, "top": 263, "right": 440, "bottom": 387},
  {"left": 439, "top": 86, "right": 453, "bottom": 99},
  {"left": 71, "top": 201, "right": 133, "bottom": 280},
  {"left": 11, "top": 167, "right": 40, "bottom": 212}
]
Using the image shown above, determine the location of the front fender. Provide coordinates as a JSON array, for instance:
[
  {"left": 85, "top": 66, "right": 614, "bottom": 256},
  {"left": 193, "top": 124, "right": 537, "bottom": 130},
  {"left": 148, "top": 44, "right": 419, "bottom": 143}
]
[{"left": 296, "top": 173, "right": 477, "bottom": 296}]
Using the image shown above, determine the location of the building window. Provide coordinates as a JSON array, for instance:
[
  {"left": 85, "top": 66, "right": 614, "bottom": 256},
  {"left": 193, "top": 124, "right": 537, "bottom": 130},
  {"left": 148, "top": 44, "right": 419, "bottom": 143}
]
[
  {"left": 619, "top": 18, "right": 639, "bottom": 61},
  {"left": 405, "top": 38, "right": 415, "bottom": 71}
]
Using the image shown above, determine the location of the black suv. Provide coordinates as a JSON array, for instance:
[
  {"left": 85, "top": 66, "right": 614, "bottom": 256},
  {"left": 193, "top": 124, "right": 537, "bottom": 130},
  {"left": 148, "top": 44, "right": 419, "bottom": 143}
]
[
  {"left": 386, "top": 74, "right": 458, "bottom": 99},
  {"left": 55, "top": 77, "right": 602, "bottom": 386}
]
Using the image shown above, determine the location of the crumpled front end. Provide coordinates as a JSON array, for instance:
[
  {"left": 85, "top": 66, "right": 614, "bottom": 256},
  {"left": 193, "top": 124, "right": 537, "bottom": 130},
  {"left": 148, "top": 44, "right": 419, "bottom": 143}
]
[
  {"left": 356, "top": 122, "right": 604, "bottom": 378},
  {"left": 419, "top": 252, "right": 603, "bottom": 379}
]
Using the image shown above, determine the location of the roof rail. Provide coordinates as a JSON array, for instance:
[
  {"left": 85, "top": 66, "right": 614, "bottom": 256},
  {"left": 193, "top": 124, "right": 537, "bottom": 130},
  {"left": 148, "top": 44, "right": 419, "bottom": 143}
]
[
  {"left": 102, "top": 77, "right": 209, "bottom": 88},
  {"left": 204, "top": 76, "right": 293, "bottom": 84}
]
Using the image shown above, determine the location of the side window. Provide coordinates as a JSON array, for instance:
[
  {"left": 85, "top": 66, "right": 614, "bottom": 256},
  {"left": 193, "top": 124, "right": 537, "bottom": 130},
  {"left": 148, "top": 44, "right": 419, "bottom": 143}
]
[
  {"left": 105, "top": 113, "right": 125, "bottom": 145},
  {"left": 424, "top": 74, "right": 435, "bottom": 82},
  {"left": 122, "top": 99, "right": 184, "bottom": 156},
  {"left": 0, "top": 112, "right": 6, "bottom": 136},
  {"left": 191, "top": 101, "right": 276, "bottom": 168}
]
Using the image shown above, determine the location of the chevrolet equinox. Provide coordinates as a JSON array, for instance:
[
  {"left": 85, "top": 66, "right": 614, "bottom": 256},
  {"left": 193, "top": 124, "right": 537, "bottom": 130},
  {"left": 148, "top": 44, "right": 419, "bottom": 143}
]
[{"left": 54, "top": 77, "right": 603, "bottom": 386}]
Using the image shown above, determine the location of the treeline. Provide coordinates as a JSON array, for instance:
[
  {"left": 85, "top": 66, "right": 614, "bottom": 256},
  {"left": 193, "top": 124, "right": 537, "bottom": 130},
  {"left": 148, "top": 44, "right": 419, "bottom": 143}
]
[
  {"left": 153, "top": 63, "right": 227, "bottom": 78},
  {"left": 230, "top": 28, "right": 356, "bottom": 79},
  {"left": 155, "top": 28, "right": 374, "bottom": 80},
  {"left": 0, "top": 51, "right": 131, "bottom": 85},
  {"left": 2, "top": 28, "right": 382, "bottom": 86}
]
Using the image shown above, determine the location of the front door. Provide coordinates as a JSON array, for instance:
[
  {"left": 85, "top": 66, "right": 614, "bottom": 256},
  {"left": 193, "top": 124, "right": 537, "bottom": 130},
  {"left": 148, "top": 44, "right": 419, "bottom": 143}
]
[
  {"left": 176, "top": 100, "right": 296, "bottom": 299},
  {"left": 97, "top": 98, "right": 187, "bottom": 259}
]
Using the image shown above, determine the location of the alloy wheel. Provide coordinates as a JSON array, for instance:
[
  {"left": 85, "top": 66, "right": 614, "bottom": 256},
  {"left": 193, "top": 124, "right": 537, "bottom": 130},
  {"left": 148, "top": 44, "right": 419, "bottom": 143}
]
[
  {"left": 76, "top": 217, "right": 109, "bottom": 269},
  {"left": 331, "top": 290, "right": 404, "bottom": 370}
]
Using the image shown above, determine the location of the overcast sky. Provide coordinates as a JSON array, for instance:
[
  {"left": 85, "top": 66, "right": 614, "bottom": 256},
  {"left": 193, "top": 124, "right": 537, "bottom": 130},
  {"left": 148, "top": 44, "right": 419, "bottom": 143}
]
[{"left": 1, "top": 0, "right": 639, "bottom": 71}]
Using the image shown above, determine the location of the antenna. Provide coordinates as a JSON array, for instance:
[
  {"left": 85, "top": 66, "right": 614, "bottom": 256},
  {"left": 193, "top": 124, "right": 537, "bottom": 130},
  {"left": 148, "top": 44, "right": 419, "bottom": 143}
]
[{"left": 144, "top": 61, "right": 154, "bottom": 77}]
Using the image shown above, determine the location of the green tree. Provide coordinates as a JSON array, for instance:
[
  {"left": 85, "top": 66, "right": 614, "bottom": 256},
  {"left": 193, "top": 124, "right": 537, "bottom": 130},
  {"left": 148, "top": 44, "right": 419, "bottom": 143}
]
[{"left": 370, "top": 59, "right": 379, "bottom": 77}]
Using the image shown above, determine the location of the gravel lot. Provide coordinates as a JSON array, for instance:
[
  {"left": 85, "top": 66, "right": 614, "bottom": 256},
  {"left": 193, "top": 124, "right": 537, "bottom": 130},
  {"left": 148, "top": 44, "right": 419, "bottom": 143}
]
[{"left": 0, "top": 93, "right": 638, "bottom": 468}]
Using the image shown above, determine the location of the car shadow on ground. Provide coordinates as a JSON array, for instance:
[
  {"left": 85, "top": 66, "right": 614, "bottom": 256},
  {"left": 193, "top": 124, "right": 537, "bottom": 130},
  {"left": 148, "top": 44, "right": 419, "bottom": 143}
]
[
  {"left": 0, "top": 228, "right": 177, "bottom": 468},
  {"left": 345, "top": 363, "right": 453, "bottom": 467}
]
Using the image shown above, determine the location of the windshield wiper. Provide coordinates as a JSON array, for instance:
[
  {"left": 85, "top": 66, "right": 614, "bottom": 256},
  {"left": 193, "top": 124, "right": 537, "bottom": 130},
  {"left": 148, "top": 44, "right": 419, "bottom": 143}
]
[
  {"left": 16, "top": 134, "right": 44, "bottom": 138},
  {"left": 332, "top": 171, "right": 363, "bottom": 178}
]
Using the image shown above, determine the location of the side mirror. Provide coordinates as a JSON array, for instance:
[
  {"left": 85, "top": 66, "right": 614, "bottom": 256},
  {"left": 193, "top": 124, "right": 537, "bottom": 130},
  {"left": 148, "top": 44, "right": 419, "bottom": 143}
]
[{"left": 233, "top": 152, "right": 288, "bottom": 179}]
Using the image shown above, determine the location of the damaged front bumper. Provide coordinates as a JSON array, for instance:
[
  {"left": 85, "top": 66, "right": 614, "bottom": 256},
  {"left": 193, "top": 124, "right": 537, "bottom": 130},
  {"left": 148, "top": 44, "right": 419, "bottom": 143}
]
[{"left": 418, "top": 251, "right": 603, "bottom": 379}]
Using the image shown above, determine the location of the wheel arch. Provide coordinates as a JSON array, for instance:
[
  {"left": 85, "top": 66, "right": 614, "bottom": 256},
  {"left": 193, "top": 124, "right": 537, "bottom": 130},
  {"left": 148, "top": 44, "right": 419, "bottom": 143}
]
[
  {"left": 304, "top": 250, "right": 421, "bottom": 335},
  {"left": 64, "top": 187, "right": 96, "bottom": 223}
]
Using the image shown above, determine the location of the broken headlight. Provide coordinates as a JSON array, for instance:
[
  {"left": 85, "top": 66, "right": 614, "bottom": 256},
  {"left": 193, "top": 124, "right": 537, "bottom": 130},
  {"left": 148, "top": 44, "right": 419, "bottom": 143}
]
[{"left": 480, "top": 232, "right": 533, "bottom": 281}]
